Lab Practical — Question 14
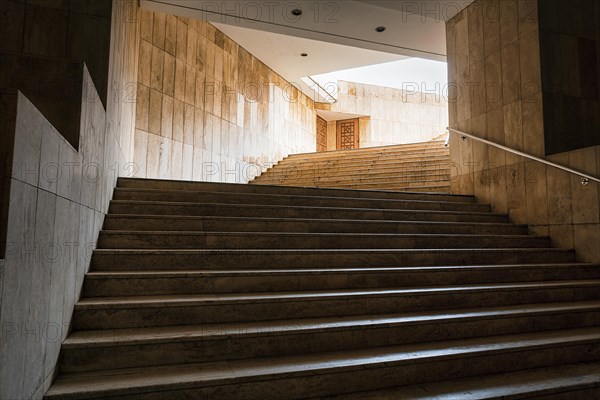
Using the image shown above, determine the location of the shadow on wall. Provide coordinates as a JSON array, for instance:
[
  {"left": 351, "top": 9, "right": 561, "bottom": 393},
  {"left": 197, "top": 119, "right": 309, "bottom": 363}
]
[
  {"left": 446, "top": 0, "right": 600, "bottom": 262},
  {"left": 0, "top": 0, "right": 140, "bottom": 398},
  {"left": 0, "top": 0, "right": 113, "bottom": 148}
]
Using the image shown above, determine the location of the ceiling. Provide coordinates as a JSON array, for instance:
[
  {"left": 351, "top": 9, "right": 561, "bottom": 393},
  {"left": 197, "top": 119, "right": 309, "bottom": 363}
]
[
  {"left": 212, "top": 22, "right": 407, "bottom": 82},
  {"left": 317, "top": 110, "right": 367, "bottom": 122},
  {"left": 354, "top": 1, "right": 474, "bottom": 21},
  {"left": 140, "top": 0, "right": 473, "bottom": 101}
]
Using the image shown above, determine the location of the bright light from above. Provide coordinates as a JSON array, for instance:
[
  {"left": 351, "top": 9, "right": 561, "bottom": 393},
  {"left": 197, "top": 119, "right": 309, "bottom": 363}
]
[{"left": 312, "top": 58, "right": 448, "bottom": 96}]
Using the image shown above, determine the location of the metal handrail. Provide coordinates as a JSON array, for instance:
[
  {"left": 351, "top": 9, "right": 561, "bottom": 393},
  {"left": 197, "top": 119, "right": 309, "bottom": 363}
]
[
  {"left": 447, "top": 127, "right": 600, "bottom": 185},
  {"left": 306, "top": 76, "right": 338, "bottom": 103}
]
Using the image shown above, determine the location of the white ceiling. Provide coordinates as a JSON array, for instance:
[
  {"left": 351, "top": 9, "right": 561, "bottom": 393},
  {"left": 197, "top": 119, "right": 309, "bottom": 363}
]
[
  {"left": 141, "top": 0, "right": 473, "bottom": 101},
  {"left": 354, "top": 1, "right": 474, "bottom": 21},
  {"left": 212, "top": 22, "right": 407, "bottom": 82},
  {"left": 317, "top": 110, "right": 368, "bottom": 122}
]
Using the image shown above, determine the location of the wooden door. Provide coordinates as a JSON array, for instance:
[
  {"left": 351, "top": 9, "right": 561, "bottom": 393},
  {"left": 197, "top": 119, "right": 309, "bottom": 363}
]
[
  {"left": 336, "top": 118, "right": 359, "bottom": 150},
  {"left": 316, "top": 116, "right": 327, "bottom": 152}
]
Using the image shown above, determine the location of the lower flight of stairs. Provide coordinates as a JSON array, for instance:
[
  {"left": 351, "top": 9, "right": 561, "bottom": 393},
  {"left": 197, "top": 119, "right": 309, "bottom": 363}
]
[
  {"left": 250, "top": 140, "right": 451, "bottom": 192},
  {"left": 44, "top": 178, "right": 600, "bottom": 399}
]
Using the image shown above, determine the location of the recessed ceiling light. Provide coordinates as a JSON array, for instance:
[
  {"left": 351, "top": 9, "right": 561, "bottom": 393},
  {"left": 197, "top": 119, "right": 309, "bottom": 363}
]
[
  {"left": 301, "top": 53, "right": 308, "bottom": 57},
  {"left": 291, "top": 9, "right": 303, "bottom": 16},
  {"left": 375, "top": 26, "right": 386, "bottom": 32}
]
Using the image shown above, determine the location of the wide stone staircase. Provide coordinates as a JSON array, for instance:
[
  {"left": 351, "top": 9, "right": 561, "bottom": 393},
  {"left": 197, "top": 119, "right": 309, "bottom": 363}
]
[
  {"left": 45, "top": 177, "right": 600, "bottom": 399},
  {"left": 251, "top": 140, "right": 451, "bottom": 192}
]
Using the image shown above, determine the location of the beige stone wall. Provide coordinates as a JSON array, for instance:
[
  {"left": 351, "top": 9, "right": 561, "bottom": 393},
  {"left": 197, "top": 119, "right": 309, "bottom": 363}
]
[
  {"left": 133, "top": 11, "right": 316, "bottom": 183},
  {"left": 0, "top": 1, "right": 140, "bottom": 398},
  {"left": 331, "top": 81, "right": 448, "bottom": 147},
  {"left": 447, "top": 0, "right": 600, "bottom": 262}
]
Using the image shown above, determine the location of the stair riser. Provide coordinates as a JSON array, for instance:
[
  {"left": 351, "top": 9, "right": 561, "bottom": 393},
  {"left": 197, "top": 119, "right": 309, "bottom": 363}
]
[
  {"left": 117, "top": 179, "right": 474, "bottom": 202},
  {"left": 102, "top": 218, "right": 527, "bottom": 235},
  {"left": 274, "top": 158, "right": 451, "bottom": 169},
  {"left": 253, "top": 181, "right": 452, "bottom": 189},
  {"left": 289, "top": 142, "right": 446, "bottom": 155},
  {"left": 530, "top": 388, "right": 600, "bottom": 400},
  {"left": 256, "top": 176, "right": 451, "bottom": 184},
  {"left": 96, "top": 234, "right": 548, "bottom": 250},
  {"left": 90, "top": 250, "right": 574, "bottom": 271},
  {"left": 62, "top": 309, "right": 600, "bottom": 373},
  {"left": 256, "top": 169, "right": 450, "bottom": 179},
  {"left": 252, "top": 183, "right": 453, "bottom": 193},
  {"left": 277, "top": 149, "right": 450, "bottom": 165},
  {"left": 83, "top": 266, "right": 600, "bottom": 296},
  {"left": 253, "top": 177, "right": 450, "bottom": 187},
  {"left": 256, "top": 163, "right": 450, "bottom": 176},
  {"left": 46, "top": 341, "right": 600, "bottom": 400},
  {"left": 73, "top": 285, "right": 596, "bottom": 329},
  {"left": 285, "top": 149, "right": 449, "bottom": 158},
  {"left": 112, "top": 192, "right": 488, "bottom": 213},
  {"left": 253, "top": 178, "right": 452, "bottom": 187},
  {"left": 289, "top": 150, "right": 448, "bottom": 158},
  {"left": 107, "top": 204, "right": 506, "bottom": 223}
]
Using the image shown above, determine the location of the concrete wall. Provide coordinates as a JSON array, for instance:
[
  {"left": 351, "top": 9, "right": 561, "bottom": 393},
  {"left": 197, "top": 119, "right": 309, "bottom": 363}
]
[
  {"left": 538, "top": 0, "right": 600, "bottom": 154},
  {"left": 0, "top": 0, "right": 113, "bottom": 147},
  {"left": 0, "top": 0, "right": 139, "bottom": 398},
  {"left": 132, "top": 10, "right": 317, "bottom": 183},
  {"left": 330, "top": 80, "right": 448, "bottom": 148},
  {"left": 447, "top": 0, "right": 600, "bottom": 262}
]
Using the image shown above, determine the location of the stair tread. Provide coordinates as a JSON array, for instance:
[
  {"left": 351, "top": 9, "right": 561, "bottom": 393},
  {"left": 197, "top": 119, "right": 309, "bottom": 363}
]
[
  {"left": 119, "top": 178, "right": 463, "bottom": 198},
  {"left": 64, "top": 301, "right": 600, "bottom": 347},
  {"left": 318, "top": 362, "right": 600, "bottom": 399},
  {"left": 45, "top": 327, "right": 600, "bottom": 397},
  {"left": 75, "top": 280, "right": 600, "bottom": 308},
  {"left": 83, "top": 263, "right": 600, "bottom": 278},
  {"left": 99, "top": 231, "right": 541, "bottom": 239},
  {"left": 92, "top": 247, "right": 571, "bottom": 254},
  {"left": 110, "top": 199, "right": 499, "bottom": 215},
  {"left": 114, "top": 187, "right": 469, "bottom": 205},
  {"left": 104, "top": 214, "right": 520, "bottom": 226}
]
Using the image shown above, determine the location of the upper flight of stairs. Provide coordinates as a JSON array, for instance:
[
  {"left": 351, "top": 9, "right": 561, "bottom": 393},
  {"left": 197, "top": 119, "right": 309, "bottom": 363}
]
[
  {"left": 45, "top": 178, "right": 600, "bottom": 399},
  {"left": 250, "top": 140, "right": 451, "bottom": 192}
]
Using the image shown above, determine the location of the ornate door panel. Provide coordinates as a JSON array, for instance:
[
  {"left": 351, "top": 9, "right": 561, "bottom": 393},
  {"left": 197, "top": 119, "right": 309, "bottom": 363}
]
[
  {"left": 336, "top": 118, "right": 359, "bottom": 150},
  {"left": 316, "top": 116, "right": 327, "bottom": 152}
]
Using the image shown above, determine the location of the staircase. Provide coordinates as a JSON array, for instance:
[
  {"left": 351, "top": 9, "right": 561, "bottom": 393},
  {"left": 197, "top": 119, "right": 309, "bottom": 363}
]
[
  {"left": 45, "top": 177, "right": 600, "bottom": 399},
  {"left": 251, "top": 140, "right": 451, "bottom": 192}
]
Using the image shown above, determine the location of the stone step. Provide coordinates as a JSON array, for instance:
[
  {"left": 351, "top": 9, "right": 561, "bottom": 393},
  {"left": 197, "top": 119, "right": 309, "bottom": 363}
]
[
  {"left": 287, "top": 141, "right": 446, "bottom": 156},
  {"left": 279, "top": 152, "right": 450, "bottom": 165},
  {"left": 288, "top": 141, "right": 448, "bottom": 157},
  {"left": 72, "top": 280, "right": 593, "bottom": 329},
  {"left": 318, "top": 362, "right": 600, "bottom": 400},
  {"left": 263, "top": 157, "right": 450, "bottom": 171},
  {"left": 107, "top": 201, "right": 502, "bottom": 222},
  {"left": 118, "top": 178, "right": 473, "bottom": 202},
  {"left": 259, "top": 183, "right": 452, "bottom": 193},
  {"left": 112, "top": 188, "right": 489, "bottom": 212},
  {"left": 285, "top": 146, "right": 448, "bottom": 159},
  {"left": 290, "top": 140, "right": 446, "bottom": 154},
  {"left": 97, "top": 232, "right": 550, "bottom": 250},
  {"left": 270, "top": 155, "right": 451, "bottom": 169},
  {"left": 83, "top": 264, "right": 600, "bottom": 296},
  {"left": 102, "top": 215, "right": 527, "bottom": 235},
  {"left": 257, "top": 177, "right": 452, "bottom": 188},
  {"left": 250, "top": 180, "right": 452, "bottom": 191},
  {"left": 254, "top": 173, "right": 452, "bottom": 185},
  {"left": 254, "top": 166, "right": 450, "bottom": 180},
  {"left": 44, "top": 328, "right": 600, "bottom": 400},
  {"left": 60, "top": 301, "right": 600, "bottom": 373},
  {"left": 90, "top": 248, "right": 575, "bottom": 271}
]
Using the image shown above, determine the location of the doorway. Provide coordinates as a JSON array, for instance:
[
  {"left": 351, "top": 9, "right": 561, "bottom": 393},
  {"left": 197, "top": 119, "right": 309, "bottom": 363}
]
[
  {"left": 316, "top": 116, "right": 327, "bottom": 152},
  {"left": 336, "top": 118, "right": 359, "bottom": 150}
]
